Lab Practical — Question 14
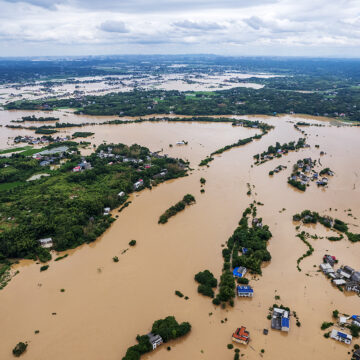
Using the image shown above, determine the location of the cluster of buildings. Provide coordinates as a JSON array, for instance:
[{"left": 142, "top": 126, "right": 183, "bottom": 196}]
[
  {"left": 271, "top": 307, "right": 290, "bottom": 332},
  {"left": 327, "top": 314, "right": 360, "bottom": 346},
  {"left": 289, "top": 158, "right": 334, "bottom": 187},
  {"left": 320, "top": 255, "right": 360, "bottom": 293},
  {"left": 32, "top": 146, "right": 69, "bottom": 166},
  {"left": 14, "top": 135, "right": 69, "bottom": 145}
]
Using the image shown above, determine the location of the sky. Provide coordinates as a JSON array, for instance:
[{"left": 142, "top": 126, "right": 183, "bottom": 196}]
[{"left": 0, "top": 0, "right": 360, "bottom": 57}]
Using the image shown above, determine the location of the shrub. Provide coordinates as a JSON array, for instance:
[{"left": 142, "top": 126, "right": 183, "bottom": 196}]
[
  {"left": 194, "top": 270, "right": 217, "bottom": 287},
  {"left": 321, "top": 322, "right": 333, "bottom": 330},
  {"left": 212, "top": 297, "right": 221, "bottom": 305},
  {"left": 175, "top": 290, "right": 184, "bottom": 298},
  {"left": 129, "top": 240, "right": 136, "bottom": 246},
  {"left": 236, "top": 277, "right": 249, "bottom": 285},
  {"left": 200, "top": 178, "right": 206, "bottom": 184},
  {"left": 198, "top": 284, "right": 214, "bottom": 298},
  {"left": 12, "top": 342, "right": 27, "bottom": 357},
  {"left": 332, "top": 310, "right": 339, "bottom": 319},
  {"left": 40, "top": 265, "right": 49, "bottom": 272},
  {"left": 227, "top": 344, "right": 234, "bottom": 349},
  {"left": 113, "top": 256, "right": 119, "bottom": 262}
]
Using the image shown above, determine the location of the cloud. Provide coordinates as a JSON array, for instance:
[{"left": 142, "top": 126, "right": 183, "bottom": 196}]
[
  {"left": 3, "top": 0, "right": 277, "bottom": 12},
  {"left": 100, "top": 20, "right": 129, "bottom": 33},
  {"left": 1, "top": 0, "right": 360, "bottom": 57},
  {"left": 243, "top": 16, "right": 265, "bottom": 30},
  {"left": 173, "top": 20, "right": 225, "bottom": 31},
  {"left": 4, "top": 0, "right": 59, "bottom": 9}
]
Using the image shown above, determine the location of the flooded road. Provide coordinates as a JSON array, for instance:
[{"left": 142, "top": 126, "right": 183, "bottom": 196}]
[{"left": 0, "top": 112, "right": 359, "bottom": 360}]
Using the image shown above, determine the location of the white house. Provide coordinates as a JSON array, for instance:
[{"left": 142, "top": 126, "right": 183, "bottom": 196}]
[
  {"left": 330, "top": 329, "right": 352, "bottom": 345},
  {"left": 38, "top": 238, "right": 53, "bottom": 249},
  {"left": 147, "top": 333, "right": 163, "bottom": 350}
]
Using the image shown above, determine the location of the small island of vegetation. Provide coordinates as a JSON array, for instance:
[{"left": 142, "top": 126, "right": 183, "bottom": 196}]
[{"left": 158, "top": 194, "right": 195, "bottom": 224}]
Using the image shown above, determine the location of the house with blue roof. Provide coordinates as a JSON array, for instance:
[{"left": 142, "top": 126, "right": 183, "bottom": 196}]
[
  {"left": 237, "top": 285, "right": 253, "bottom": 297},
  {"left": 351, "top": 315, "right": 360, "bottom": 327},
  {"left": 233, "top": 266, "right": 247, "bottom": 278},
  {"left": 271, "top": 307, "right": 290, "bottom": 332},
  {"left": 330, "top": 329, "right": 352, "bottom": 344}
]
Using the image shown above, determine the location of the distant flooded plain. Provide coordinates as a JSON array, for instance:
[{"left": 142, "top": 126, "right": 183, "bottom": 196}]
[{"left": 0, "top": 110, "right": 359, "bottom": 360}]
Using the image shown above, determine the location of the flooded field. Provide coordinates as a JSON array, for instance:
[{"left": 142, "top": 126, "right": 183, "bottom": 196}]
[
  {"left": 0, "top": 111, "right": 359, "bottom": 360},
  {"left": 0, "top": 72, "right": 276, "bottom": 105}
]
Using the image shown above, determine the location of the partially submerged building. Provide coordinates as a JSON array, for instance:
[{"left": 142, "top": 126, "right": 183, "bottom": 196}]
[
  {"left": 146, "top": 333, "right": 163, "bottom": 350},
  {"left": 233, "top": 266, "right": 247, "bottom": 278},
  {"left": 232, "top": 327, "right": 250, "bottom": 345},
  {"left": 271, "top": 307, "right": 290, "bottom": 332},
  {"left": 330, "top": 329, "right": 352, "bottom": 345},
  {"left": 237, "top": 285, "right": 254, "bottom": 297}
]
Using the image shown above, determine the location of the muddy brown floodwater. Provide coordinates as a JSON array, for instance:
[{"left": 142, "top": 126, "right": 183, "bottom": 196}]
[{"left": 0, "top": 113, "right": 359, "bottom": 360}]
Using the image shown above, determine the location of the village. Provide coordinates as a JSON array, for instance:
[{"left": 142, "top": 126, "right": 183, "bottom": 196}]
[
  {"left": 288, "top": 157, "right": 335, "bottom": 191},
  {"left": 320, "top": 255, "right": 360, "bottom": 294}
]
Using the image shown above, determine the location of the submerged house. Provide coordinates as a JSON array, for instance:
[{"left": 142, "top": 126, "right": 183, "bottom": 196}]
[
  {"left": 323, "top": 255, "right": 336, "bottom": 266},
  {"left": 320, "top": 263, "right": 335, "bottom": 275},
  {"left": 271, "top": 308, "right": 290, "bottom": 332},
  {"left": 351, "top": 315, "right": 360, "bottom": 327},
  {"left": 237, "top": 285, "right": 254, "bottom": 297},
  {"left": 233, "top": 266, "right": 247, "bottom": 278},
  {"left": 146, "top": 333, "right": 163, "bottom": 350},
  {"left": 330, "top": 329, "right": 352, "bottom": 345},
  {"left": 232, "top": 326, "right": 250, "bottom": 345}
]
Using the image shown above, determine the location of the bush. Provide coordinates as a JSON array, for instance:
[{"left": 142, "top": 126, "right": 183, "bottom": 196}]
[
  {"left": 40, "top": 265, "right": 49, "bottom": 272},
  {"left": 198, "top": 284, "right": 214, "bottom": 298},
  {"left": 237, "top": 277, "right": 249, "bottom": 284},
  {"left": 200, "top": 178, "right": 206, "bottom": 185},
  {"left": 321, "top": 322, "right": 333, "bottom": 330},
  {"left": 129, "top": 240, "right": 136, "bottom": 246},
  {"left": 212, "top": 297, "right": 221, "bottom": 305},
  {"left": 113, "top": 256, "right": 119, "bottom": 262},
  {"left": 12, "top": 342, "right": 27, "bottom": 357},
  {"left": 194, "top": 270, "right": 217, "bottom": 287},
  {"left": 332, "top": 310, "right": 339, "bottom": 319},
  {"left": 227, "top": 344, "right": 234, "bottom": 349},
  {"left": 151, "top": 316, "right": 191, "bottom": 342},
  {"left": 175, "top": 290, "right": 184, "bottom": 298}
]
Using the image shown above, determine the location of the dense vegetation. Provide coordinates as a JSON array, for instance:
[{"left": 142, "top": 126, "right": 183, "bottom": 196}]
[
  {"left": 0, "top": 143, "right": 188, "bottom": 262},
  {"left": 254, "top": 138, "right": 307, "bottom": 164},
  {"left": 198, "top": 119, "right": 273, "bottom": 166},
  {"left": 296, "top": 232, "right": 314, "bottom": 271},
  {"left": 6, "top": 85, "right": 360, "bottom": 121},
  {"left": 72, "top": 132, "right": 94, "bottom": 138},
  {"left": 293, "top": 210, "right": 359, "bottom": 242},
  {"left": 16, "top": 115, "right": 59, "bottom": 122},
  {"left": 12, "top": 342, "right": 27, "bottom": 357},
  {"left": 158, "top": 194, "right": 195, "bottom": 224},
  {"left": 122, "top": 316, "right": 191, "bottom": 360},
  {"left": 213, "top": 204, "right": 272, "bottom": 306},
  {"left": 194, "top": 270, "right": 218, "bottom": 298}
]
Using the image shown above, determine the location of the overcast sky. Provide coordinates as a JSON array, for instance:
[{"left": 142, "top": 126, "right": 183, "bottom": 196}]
[{"left": 1, "top": 0, "right": 359, "bottom": 57}]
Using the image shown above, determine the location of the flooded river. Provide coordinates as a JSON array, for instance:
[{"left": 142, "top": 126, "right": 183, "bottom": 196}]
[{"left": 0, "top": 111, "right": 359, "bottom": 360}]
